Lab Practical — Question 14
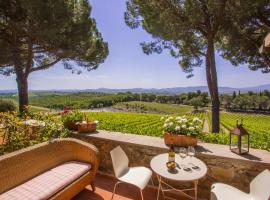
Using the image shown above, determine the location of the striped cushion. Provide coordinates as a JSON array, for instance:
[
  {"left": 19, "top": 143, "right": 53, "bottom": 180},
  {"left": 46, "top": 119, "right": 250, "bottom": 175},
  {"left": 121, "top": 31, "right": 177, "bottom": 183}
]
[{"left": 0, "top": 161, "right": 91, "bottom": 200}]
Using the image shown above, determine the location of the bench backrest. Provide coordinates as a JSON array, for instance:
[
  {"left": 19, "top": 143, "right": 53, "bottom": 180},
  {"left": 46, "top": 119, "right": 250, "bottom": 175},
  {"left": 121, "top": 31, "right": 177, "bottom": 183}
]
[{"left": 0, "top": 138, "right": 88, "bottom": 193}]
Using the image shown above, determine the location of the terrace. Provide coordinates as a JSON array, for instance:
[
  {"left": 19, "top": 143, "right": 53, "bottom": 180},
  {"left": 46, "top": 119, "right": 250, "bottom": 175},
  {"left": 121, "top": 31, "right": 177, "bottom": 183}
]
[
  {"left": 1, "top": 0, "right": 270, "bottom": 199},
  {"left": 1, "top": 112, "right": 270, "bottom": 200},
  {"left": 73, "top": 130, "right": 270, "bottom": 199}
]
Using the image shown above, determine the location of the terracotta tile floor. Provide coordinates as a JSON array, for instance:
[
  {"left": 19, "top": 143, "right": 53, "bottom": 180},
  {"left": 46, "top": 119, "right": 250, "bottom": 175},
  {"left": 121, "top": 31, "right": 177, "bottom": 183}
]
[{"left": 73, "top": 173, "right": 192, "bottom": 200}]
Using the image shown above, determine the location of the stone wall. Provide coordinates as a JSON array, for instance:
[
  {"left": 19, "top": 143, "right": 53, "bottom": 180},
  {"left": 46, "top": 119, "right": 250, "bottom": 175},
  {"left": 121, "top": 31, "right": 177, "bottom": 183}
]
[{"left": 73, "top": 131, "right": 270, "bottom": 200}]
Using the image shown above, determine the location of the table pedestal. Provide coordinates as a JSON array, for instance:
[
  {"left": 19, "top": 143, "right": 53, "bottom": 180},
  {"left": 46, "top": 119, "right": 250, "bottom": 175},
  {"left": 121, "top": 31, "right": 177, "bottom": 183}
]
[{"left": 156, "top": 174, "right": 198, "bottom": 200}]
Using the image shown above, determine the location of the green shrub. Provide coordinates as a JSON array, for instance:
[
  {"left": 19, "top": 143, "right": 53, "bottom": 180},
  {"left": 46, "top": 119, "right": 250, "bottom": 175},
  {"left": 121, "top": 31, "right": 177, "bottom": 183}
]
[
  {"left": 60, "top": 110, "right": 84, "bottom": 124},
  {"left": 0, "top": 99, "right": 17, "bottom": 112},
  {"left": 0, "top": 112, "right": 71, "bottom": 155}
]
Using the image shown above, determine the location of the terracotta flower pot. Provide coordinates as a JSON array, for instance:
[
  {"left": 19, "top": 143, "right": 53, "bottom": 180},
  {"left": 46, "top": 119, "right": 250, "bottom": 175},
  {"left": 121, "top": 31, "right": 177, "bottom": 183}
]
[
  {"left": 164, "top": 132, "right": 197, "bottom": 147},
  {"left": 64, "top": 122, "right": 78, "bottom": 131},
  {"left": 77, "top": 121, "right": 97, "bottom": 133}
]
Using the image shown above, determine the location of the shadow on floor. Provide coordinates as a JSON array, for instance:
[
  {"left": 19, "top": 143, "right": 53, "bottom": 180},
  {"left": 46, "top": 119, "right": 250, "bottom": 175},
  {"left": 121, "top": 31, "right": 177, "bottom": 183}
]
[
  {"left": 239, "top": 153, "right": 262, "bottom": 161},
  {"left": 73, "top": 173, "right": 193, "bottom": 200}
]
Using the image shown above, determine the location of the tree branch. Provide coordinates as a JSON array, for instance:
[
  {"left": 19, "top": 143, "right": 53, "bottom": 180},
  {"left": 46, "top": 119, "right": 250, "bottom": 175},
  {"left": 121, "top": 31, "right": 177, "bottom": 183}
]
[
  {"left": 196, "top": 26, "right": 207, "bottom": 37},
  {"left": 213, "top": 0, "right": 227, "bottom": 34},
  {"left": 189, "top": 45, "right": 206, "bottom": 57},
  {"left": 257, "top": 12, "right": 270, "bottom": 28},
  {"left": 30, "top": 57, "right": 62, "bottom": 72}
]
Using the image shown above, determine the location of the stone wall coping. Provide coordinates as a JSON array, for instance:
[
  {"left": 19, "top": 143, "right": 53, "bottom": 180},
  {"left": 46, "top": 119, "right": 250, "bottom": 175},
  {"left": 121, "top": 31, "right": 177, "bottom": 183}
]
[{"left": 75, "top": 130, "right": 270, "bottom": 164}]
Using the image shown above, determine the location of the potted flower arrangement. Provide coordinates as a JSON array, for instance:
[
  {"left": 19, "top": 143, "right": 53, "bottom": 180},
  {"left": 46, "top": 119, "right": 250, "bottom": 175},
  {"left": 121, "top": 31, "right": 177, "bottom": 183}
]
[
  {"left": 77, "top": 119, "right": 99, "bottom": 133},
  {"left": 161, "top": 115, "right": 202, "bottom": 146},
  {"left": 60, "top": 110, "right": 84, "bottom": 131}
]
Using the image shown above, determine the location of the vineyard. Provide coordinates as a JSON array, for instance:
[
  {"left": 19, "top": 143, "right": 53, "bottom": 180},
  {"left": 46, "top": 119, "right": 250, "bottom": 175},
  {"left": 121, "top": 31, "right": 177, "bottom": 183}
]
[
  {"left": 1, "top": 91, "right": 269, "bottom": 150},
  {"left": 87, "top": 111, "right": 205, "bottom": 137},
  {"left": 87, "top": 110, "right": 270, "bottom": 151},
  {"left": 87, "top": 112, "right": 164, "bottom": 137},
  {"left": 220, "top": 112, "right": 270, "bottom": 150},
  {"left": 116, "top": 101, "right": 193, "bottom": 114}
]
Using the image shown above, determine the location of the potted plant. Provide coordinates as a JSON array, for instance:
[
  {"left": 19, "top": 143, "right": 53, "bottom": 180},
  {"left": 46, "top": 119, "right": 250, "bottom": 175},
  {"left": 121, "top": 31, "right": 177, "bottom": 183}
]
[
  {"left": 77, "top": 119, "right": 99, "bottom": 133},
  {"left": 61, "top": 110, "right": 84, "bottom": 131},
  {"left": 161, "top": 115, "right": 202, "bottom": 146}
]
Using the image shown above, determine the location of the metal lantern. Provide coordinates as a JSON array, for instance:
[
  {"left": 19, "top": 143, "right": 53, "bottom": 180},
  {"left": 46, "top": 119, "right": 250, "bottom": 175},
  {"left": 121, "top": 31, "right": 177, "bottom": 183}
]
[{"left": 230, "top": 120, "right": 249, "bottom": 155}]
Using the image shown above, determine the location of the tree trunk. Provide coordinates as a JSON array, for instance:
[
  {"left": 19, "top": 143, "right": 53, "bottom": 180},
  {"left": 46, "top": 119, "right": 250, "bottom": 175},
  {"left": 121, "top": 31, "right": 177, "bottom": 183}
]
[
  {"left": 12, "top": 39, "right": 30, "bottom": 114},
  {"left": 16, "top": 75, "right": 29, "bottom": 113},
  {"left": 206, "top": 35, "right": 220, "bottom": 133}
]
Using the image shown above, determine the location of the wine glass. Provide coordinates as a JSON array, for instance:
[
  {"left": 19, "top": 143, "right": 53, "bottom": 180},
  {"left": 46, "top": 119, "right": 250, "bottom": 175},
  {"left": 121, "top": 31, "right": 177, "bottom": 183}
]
[
  {"left": 179, "top": 147, "right": 187, "bottom": 160},
  {"left": 188, "top": 146, "right": 196, "bottom": 158}
]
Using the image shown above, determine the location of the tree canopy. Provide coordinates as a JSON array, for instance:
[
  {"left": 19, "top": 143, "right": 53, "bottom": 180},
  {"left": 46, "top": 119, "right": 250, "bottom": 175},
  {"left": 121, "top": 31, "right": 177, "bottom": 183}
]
[
  {"left": 220, "top": 0, "right": 270, "bottom": 73},
  {"left": 125, "top": 0, "right": 232, "bottom": 132},
  {"left": 0, "top": 0, "right": 108, "bottom": 112}
]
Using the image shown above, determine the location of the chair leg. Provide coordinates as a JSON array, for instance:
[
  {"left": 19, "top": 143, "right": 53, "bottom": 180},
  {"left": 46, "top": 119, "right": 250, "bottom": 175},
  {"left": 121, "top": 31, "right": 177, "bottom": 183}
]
[
  {"left": 140, "top": 189, "right": 144, "bottom": 200},
  {"left": 90, "top": 182, "right": 96, "bottom": 192},
  {"left": 111, "top": 181, "right": 121, "bottom": 200},
  {"left": 151, "top": 177, "right": 155, "bottom": 186}
]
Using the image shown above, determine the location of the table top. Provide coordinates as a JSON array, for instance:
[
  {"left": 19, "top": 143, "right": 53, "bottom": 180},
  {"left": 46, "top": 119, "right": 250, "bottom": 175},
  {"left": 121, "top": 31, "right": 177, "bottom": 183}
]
[{"left": 150, "top": 153, "right": 207, "bottom": 181}]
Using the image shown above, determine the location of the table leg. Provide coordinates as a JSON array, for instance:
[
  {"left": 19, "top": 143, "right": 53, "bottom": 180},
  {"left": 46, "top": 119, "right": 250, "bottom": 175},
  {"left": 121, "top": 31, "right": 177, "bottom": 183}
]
[
  {"left": 157, "top": 175, "right": 160, "bottom": 200},
  {"left": 160, "top": 177, "right": 165, "bottom": 199},
  {"left": 194, "top": 180, "right": 198, "bottom": 200},
  {"left": 156, "top": 174, "right": 199, "bottom": 200}
]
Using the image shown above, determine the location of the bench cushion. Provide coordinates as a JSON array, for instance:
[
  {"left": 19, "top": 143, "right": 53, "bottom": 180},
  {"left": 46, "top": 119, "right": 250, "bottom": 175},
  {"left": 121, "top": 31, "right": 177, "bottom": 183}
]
[{"left": 0, "top": 161, "right": 91, "bottom": 200}]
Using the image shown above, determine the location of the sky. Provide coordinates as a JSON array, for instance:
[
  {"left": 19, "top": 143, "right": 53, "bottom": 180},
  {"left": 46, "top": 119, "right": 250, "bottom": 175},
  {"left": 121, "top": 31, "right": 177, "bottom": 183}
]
[{"left": 0, "top": 0, "right": 269, "bottom": 90}]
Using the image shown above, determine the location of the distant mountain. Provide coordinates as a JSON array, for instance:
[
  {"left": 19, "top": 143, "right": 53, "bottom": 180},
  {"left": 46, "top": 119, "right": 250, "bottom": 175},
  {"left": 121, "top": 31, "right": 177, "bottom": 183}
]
[
  {"left": 0, "top": 89, "right": 17, "bottom": 94},
  {"left": 83, "top": 86, "right": 225, "bottom": 94},
  {"left": 242, "top": 84, "right": 270, "bottom": 92},
  {"left": 0, "top": 84, "right": 270, "bottom": 94}
]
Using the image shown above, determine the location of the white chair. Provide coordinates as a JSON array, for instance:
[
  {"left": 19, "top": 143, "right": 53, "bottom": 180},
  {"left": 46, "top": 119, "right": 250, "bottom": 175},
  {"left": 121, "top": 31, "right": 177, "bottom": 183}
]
[
  {"left": 211, "top": 169, "right": 270, "bottom": 200},
  {"left": 110, "top": 146, "right": 153, "bottom": 200}
]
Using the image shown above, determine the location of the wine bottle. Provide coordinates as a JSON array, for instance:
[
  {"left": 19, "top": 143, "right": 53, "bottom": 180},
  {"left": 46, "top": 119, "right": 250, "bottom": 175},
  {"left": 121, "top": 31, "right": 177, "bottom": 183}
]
[{"left": 168, "top": 145, "right": 175, "bottom": 162}]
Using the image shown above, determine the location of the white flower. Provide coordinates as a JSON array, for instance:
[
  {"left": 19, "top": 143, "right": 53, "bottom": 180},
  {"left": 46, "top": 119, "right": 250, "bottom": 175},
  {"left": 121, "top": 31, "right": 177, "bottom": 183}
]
[
  {"left": 94, "top": 120, "right": 99, "bottom": 124},
  {"left": 176, "top": 116, "right": 182, "bottom": 120},
  {"left": 169, "top": 116, "right": 174, "bottom": 120},
  {"left": 193, "top": 117, "right": 202, "bottom": 123},
  {"left": 189, "top": 127, "right": 195, "bottom": 131},
  {"left": 165, "top": 118, "right": 170, "bottom": 122},
  {"left": 175, "top": 126, "right": 181, "bottom": 131},
  {"left": 163, "top": 123, "right": 168, "bottom": 127},
  {"left": 195, "top": 126, "right": 199, "bottom": 129},
  {"left": 169, "top": 122, "right": 174, "bottom": 126},
  {"left": 182, "top": 118, "right": 188, "bottom": 123},
  {"left": 182, "top": 125, "right": 186, "bottom": 128},
  {"left": 193, "top": 117, "right": 199, "bottom": 122}
]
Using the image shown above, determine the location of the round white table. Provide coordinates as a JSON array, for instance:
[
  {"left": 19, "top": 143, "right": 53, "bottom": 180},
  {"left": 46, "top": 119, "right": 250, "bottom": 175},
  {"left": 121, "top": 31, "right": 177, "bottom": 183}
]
[{"left": 150, "top": 153, "right": 207, "bottom": 200}]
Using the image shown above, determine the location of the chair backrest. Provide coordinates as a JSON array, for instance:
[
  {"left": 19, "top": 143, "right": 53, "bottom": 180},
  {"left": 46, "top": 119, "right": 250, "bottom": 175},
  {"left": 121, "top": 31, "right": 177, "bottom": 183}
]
[
  {"left": 110, "top": 146, "right": 129, "bottom": 178},
  {"left": 250, "top": 169, "right": 270, "bottom": 200}
]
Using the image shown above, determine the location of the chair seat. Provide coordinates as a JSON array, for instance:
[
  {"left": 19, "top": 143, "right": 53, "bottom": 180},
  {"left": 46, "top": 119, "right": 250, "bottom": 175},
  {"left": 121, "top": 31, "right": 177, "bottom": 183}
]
[
  {"left": 0, "top": 161, "right": 91, "bottom": 200},
  {"left": 119, "top": 166, "right": 152, "bottom": 189},
  {"left": 211, "top": 183, "right": 251, "bottom": 200}
]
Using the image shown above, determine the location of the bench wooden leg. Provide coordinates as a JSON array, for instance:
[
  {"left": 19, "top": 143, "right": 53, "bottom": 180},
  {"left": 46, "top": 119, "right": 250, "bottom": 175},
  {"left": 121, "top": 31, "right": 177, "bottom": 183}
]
[{"left": 91, "top": 182, "right": 96, "bottom": 192}]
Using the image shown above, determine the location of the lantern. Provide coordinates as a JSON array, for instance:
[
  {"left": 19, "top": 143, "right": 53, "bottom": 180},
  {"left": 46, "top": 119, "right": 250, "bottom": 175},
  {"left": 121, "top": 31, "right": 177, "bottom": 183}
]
[{"left": 230, "top": 120, "right": 249, "bottom": 155}]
